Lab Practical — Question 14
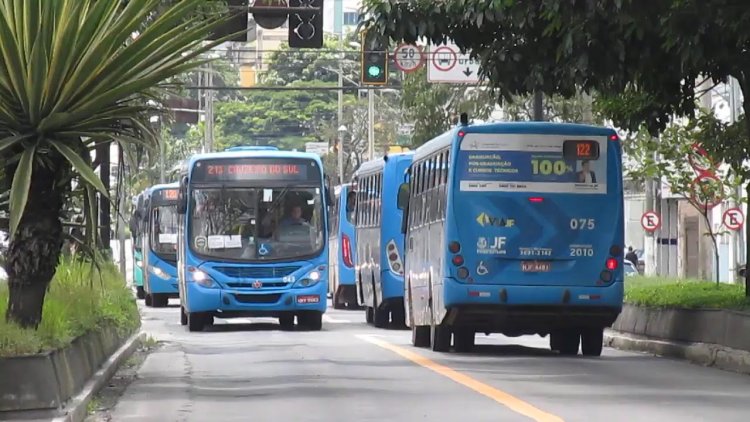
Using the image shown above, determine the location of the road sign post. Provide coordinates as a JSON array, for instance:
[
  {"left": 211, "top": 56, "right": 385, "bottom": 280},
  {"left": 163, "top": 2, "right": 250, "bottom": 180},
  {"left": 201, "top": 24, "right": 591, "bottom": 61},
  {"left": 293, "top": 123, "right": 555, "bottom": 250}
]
[
  {"left": 427, "top": 43, "right": 480, "bottom": 83},
  {"left": 641, "top": 211, "right": 661, "bottom": 233},
  {"left": 394, "top": 44, "right": 424, "bottom": 73},
  {"left": 723, "top": 207, "right": 745, "bottom": 231}
]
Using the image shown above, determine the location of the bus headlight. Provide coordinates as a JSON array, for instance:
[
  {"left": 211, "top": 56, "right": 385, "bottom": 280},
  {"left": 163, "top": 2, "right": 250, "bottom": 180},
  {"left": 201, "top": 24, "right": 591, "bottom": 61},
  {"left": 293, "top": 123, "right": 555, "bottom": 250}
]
[
  {"left": 294, "top": 271, "right": 321, "bottom": 288},
  {"left": 149, "top": 266, "right": 170, "bottom": 280},
  {"left": 188, "top": 267, "right": 215, "bottom": 288}
]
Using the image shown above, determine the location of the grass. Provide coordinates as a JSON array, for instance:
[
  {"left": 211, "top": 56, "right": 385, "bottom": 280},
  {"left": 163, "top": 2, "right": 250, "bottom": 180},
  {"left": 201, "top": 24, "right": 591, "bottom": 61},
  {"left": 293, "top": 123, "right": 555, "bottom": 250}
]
[
  {"left": 625, "top": 275, "right": 750, "bottom": 310},
  {"left": 0, "top": 258, "right": 140, "bottom": 357}
]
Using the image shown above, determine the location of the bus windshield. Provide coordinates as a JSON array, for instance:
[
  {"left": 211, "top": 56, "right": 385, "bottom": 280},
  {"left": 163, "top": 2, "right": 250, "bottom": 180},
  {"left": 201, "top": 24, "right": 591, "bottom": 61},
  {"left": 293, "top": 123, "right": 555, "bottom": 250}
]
[
  {"left": 150, "top": 205, "right": 178, "bottom": 260},
  {"left": 189, "top": 186, "right": 324, "bottom": 261}
]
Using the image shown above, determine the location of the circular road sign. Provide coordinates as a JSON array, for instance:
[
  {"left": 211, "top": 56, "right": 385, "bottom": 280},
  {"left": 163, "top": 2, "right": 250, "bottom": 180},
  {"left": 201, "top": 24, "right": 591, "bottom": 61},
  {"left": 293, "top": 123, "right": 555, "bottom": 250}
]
[
  {"left": 641, "top": 211, "right": 661, "bottom": 232},
  {"left": 689, "top": 174, "right": 724, "bottom": 210},
  {"left": 394, "top": 44, "right": 424, "bottom": 73},
  {"left": 432, "top": 45, "right": 457, "bottom": 72},
  {"left": 723, "top": 207, "right": 745, "bottom": 231}
]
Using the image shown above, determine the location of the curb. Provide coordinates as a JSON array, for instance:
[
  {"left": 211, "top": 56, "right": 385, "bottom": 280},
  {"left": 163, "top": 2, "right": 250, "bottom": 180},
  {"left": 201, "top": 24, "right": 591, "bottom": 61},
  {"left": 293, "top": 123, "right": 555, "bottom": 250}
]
[
  {"left": 604, "top": 330, "right": 750, "bottom": 375},
  {"left": 51, "top": 331, "right": 146, "bottom": 422}
]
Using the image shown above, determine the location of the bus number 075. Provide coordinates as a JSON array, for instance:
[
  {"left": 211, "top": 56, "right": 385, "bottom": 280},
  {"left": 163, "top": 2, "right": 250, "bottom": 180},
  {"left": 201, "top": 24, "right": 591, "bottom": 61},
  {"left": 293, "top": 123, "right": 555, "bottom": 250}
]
[{"left": 570, "top": 218, "right": 595, "bottom": 230}]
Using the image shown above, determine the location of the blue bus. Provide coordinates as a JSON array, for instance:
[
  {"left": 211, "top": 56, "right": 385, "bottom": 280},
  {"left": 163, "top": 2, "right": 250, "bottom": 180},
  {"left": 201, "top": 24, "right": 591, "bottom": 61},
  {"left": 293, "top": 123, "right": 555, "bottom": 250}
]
[
  {"left": 328, "top": 184, "right": 358, "bottom": 309},
  {"left": 353, "top": 153, "right": 413, "bottom": 328},
  {"left": 129, "top": 191, "right": 146, "bottom": 299},
  {"left": 398, "top": 120, "right": 624, "bottom": 356},
  {"left": 141, "top": 183, "right": 181, "bottom": 307},
  {"left": 175, "top": 147, "right": 331, "bottom": 332}
]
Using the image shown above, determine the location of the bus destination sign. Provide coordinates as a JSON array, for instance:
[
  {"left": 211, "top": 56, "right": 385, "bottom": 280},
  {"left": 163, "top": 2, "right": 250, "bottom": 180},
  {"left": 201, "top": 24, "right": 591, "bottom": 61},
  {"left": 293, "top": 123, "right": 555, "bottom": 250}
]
[
  {"left": 151, "top": 188, "right": 179, "bottom": 206},
  {"left": 191, "top": 158, "right": 319, "bottom": 183}
]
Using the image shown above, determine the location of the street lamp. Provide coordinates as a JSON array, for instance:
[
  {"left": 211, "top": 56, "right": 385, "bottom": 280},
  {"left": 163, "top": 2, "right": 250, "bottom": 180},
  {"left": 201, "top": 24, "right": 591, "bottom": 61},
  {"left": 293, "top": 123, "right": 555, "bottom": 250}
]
[{"left": 337, "top": 125, "right": 347, "bottom": 185}]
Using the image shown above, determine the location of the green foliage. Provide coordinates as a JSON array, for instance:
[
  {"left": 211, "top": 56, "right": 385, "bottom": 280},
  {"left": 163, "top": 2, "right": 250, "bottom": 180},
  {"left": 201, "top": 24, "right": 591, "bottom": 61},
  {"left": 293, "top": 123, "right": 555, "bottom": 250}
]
[
  {"left": 625, "top": 276, "right": 750, "bottom": 310},
  {"left": 0, "top": 258, "right": 140, "bottom": 357},
  {"left": 401, "top": 67, "right": 495, "bottom": 145}
]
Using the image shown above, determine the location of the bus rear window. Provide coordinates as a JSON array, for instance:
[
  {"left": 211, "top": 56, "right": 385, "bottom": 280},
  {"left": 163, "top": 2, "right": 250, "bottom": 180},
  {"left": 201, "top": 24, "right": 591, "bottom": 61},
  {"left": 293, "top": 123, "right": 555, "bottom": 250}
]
[{"left": 457, "top": 133, "right": 607, "bottom": 194}]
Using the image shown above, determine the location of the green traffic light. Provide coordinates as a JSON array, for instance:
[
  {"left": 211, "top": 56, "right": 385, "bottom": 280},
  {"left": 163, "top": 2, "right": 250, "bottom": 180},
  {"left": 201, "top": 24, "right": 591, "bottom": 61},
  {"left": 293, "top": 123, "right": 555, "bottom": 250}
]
[{"left": 367, "top": 65, "right": 382, "bottom": 78}]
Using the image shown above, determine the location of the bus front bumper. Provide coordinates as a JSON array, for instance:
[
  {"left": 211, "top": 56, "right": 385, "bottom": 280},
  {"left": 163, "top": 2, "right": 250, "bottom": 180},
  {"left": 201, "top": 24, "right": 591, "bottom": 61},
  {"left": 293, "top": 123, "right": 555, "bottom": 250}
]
[
  {"left": 441, "top": 278, "right": 623, "bottom": 333},
  {"left": 146, "top": 273, "right": 179, "bottom": 295},
  {"left": 185, "top": 282, "right": 327, "bottom": 316}
]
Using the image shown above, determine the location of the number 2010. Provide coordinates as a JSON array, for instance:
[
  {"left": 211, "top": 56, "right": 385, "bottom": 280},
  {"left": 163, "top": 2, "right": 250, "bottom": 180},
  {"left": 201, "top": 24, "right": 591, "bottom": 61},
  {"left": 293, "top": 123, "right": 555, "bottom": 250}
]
[
  {"left": 570, "top": 218, "right": 595, "bottom": 230},
  {"left": 570, "top": 247, "right": 594, "bottom": 257}
]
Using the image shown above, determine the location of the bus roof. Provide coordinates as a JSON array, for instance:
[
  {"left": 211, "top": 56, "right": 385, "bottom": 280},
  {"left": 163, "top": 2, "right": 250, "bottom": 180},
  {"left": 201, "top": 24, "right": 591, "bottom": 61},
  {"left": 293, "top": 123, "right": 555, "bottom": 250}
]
[
  {"left": 187, "top": 149, "right": 323, "bottom": 169},
  {"left": 354, "top": 152, "right": 414, "bottom": 177},
  {"left": 414, "top": 121, "right": 617, "bottom": 162},
  {"left": 148, "top": 182, "right": 179, "bottom": 193}
]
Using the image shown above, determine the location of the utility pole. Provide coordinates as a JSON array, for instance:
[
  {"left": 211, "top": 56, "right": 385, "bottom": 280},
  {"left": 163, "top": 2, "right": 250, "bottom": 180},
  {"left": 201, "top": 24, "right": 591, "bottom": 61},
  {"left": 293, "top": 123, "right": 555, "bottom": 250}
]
[
  {"left": 532, "top": 91, "right": 544, "bottom": 121},
  {"left": 728, "top": 77, "right": 743, "bottom": 282},
  {"left": 158, "top": 117, "right": 166, "bottom": 184},
  {"left": 368, "top": 89, "right": 375, "bottom": 160},
  {"left": 204, "top": 63, "right": 215, "bottom": 153},
  {"left": 117, "top": 146, "right": 126, "bottom": 277},
  {"left": 337, "top": 31, "right": 345, "bottom": 185}
]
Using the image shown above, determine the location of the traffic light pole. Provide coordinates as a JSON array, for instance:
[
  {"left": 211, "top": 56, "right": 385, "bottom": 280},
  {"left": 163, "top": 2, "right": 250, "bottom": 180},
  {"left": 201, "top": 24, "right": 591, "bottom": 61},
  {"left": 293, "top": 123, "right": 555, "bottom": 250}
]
[{"left": 368, "top": 90, "right": 375, "bottom": 160}]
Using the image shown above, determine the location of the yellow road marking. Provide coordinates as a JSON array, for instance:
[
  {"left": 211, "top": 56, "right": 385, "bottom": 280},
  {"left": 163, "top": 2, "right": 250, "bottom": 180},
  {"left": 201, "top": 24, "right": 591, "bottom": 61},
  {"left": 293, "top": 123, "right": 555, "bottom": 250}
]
[{"left": 357, "top": 334, "right": 564, "bottom": 422}]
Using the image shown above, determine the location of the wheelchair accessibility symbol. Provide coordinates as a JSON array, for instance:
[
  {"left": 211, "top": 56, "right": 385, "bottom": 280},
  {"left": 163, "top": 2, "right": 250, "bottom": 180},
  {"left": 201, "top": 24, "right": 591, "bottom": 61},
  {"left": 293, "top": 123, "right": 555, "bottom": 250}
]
[
  {"left": 476, "top": 261, "right": 489, "bottom": 276},
  {"left": 258, "top": 243, "right": 270, "bottom": 256}
]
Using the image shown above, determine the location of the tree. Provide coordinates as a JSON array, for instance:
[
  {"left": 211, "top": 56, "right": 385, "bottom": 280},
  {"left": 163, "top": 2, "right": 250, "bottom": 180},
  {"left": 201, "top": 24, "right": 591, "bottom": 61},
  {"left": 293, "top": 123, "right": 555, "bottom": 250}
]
[
  {"left": 361, "top": 0, "right": 750, "bottom": 295},
  {"left": 0, "top": 0, "right": 230, "bottom": 328},
  {"left": 401, "top": 67, "right": 495, "bottom": 145}
]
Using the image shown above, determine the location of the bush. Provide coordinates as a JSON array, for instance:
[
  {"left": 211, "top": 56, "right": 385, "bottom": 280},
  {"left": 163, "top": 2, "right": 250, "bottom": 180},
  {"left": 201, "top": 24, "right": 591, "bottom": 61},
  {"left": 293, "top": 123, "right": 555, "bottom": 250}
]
[
  {"left": 625, "top": 275, "right": 750, "bottom": 310},
  {"left": 0, "top": 258, "right": 140, "bottom": 357}
]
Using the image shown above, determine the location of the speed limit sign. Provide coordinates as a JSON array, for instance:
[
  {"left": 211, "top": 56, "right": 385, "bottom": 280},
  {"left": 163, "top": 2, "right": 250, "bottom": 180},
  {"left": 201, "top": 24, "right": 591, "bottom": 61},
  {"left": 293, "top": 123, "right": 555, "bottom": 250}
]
[{"left": 394, "top": 44, "right": 424, "bottom": 73}]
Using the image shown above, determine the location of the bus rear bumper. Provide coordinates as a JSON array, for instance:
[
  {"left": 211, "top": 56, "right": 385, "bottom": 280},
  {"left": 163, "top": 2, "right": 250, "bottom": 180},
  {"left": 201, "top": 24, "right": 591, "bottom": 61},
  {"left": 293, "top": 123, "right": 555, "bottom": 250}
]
[
  {"left": 185, "top": 282, "right": 327, "bottom": 316},
  {"left": 442, "top": 279, "right": 623, "bottom": 335}
]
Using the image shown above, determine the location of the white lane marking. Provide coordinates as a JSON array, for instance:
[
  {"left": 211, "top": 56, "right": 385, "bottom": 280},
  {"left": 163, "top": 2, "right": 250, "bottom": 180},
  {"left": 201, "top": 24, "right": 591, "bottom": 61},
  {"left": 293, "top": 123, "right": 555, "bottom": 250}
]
[{"left": 323, "top": 314, "right": 351, "bottom": 323}]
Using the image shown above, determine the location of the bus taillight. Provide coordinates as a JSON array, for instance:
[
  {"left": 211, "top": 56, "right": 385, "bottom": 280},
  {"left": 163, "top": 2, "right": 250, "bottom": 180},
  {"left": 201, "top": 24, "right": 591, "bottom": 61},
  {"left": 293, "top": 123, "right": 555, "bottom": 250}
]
[
  {"left": 452, "top": 255, "right": 464, "bottom": 266},
  {"left": 528, "top": 197, "right": 544, "bottom": 203},
  {"left": 448, "top": 241, "right": 461, "bottom": 253},
  {"left": 609, "top": 134, "right": 619, "bottom": 141},
  {"left": 606, "top": 258, "right": 618, "bottom": 270},
  {"left": 386, "top": 239, "right": 404, "bottom": 275},
  {"left": 342, "top": 234, "right": 354, "bottom": 268}
]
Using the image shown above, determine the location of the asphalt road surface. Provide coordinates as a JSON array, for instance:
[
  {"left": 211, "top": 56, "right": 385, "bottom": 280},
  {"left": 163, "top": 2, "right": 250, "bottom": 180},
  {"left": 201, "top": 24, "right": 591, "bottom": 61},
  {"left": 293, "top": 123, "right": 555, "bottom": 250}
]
[{"left": 106, "top": 299, "right": 750, "bottom": 422}]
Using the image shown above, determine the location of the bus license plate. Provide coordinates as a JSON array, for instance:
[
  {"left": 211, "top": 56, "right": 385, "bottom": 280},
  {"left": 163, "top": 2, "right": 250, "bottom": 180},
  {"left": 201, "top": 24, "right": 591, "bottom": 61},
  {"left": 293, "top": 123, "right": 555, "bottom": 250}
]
[{"left": 521, "top": 261, "right": 551, "bottom": 272}]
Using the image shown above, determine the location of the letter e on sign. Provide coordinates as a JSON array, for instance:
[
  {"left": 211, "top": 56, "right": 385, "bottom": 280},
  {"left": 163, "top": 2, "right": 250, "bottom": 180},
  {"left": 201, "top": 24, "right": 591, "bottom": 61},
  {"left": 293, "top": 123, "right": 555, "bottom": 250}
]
[
  {"left": 641, "top": 211, "right": 661, "bottom": 233},
  {"left": 723, "top": 207, "right": 744, "bottom": 231}
]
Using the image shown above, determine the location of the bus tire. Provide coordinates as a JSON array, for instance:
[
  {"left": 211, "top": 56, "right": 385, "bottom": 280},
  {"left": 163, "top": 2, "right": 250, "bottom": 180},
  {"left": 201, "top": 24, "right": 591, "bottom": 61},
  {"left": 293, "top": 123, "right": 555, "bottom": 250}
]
[
  {"left": 431, "top": 322, "right": 451, "bottom": 352},
  {"left": 279, "top": 314, "right": 295, "bottom": 330},
  {"left": 453, "top": 329, "right": 475, "bottom": 353},
  {"left": 549, "top": 331, "right": 563, "bottom": 352},
  {"left": 411, "top": 325, "right": 431, "bottom": 348},
  {"left": 557, "top": 330, "right": 580, "bottom": 356},
  {"left": 187, "top": 312, "right": 206, "bottom": 332},
  {"left": 581, "top": 328, "right": 604, "bottom": 357},
  {"left": 299, "top": 311, "right": 323, "bottom": 331},
  {"left": 373, "top": 307, "right": 389, "bottom": 328},
  {"left": 391, "top": 305, "right": 406, "bottom": 328},
  {"left": 136, "top": 286, "right": 145, "bottom": 300},
  {"left": 365, "top": 307, "right": 374, "bottom": 324},
  {"left": 153, "top": 294, "right": 169, "bottom": 308},
  {"left": 144, "top": 293, "right": 153, "bottom": 307},
  {"left": 332, "top": 288, "right": 346, "bottom": 310},
  {"left": 180, "top": 306, "right": 187, "bottom": 326}
]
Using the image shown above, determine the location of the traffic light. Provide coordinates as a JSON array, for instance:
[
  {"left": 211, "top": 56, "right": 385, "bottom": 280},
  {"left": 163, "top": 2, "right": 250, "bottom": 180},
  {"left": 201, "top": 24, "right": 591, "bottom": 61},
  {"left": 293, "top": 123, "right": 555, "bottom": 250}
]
[
  {"left": 206, "top": 0, "right": 249, "bottom": 42},
  {"left": 361, "top": 29, "right": 388, "bottom": 85},
  {"left": 288, "top": 0, "right": 324, "bottom": 48}
]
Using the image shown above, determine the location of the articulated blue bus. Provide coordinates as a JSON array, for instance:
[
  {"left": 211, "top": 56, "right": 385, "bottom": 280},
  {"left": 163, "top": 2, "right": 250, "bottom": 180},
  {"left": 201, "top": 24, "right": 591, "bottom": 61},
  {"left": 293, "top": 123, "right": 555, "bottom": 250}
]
[
  {"left": 328, "top": 184, "right": 358, "bottom": 309},
  {"left": 175, "top": 146, "right": 330, "bottom": 332},
  {"left": 353, "top": 153, "right": 412, "bottom": 328},
  {"left": 140, "top": 183, "right": 181, "bottom": 307},
  {"left": 398, "top": 120, "right": 624, "bottom": 355}
]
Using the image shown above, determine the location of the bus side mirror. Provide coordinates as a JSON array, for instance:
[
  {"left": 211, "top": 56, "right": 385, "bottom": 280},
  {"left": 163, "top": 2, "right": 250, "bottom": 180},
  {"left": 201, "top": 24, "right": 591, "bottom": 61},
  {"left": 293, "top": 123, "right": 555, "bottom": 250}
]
[
  {"left": 346, "top": 191, "right": 356, "bottom": 213},
  {"left": 396, "top": 183, "right": 410, "bottom": 210},
  {"left": 176, "top": 176, "right": 188, "bottom": 215}
]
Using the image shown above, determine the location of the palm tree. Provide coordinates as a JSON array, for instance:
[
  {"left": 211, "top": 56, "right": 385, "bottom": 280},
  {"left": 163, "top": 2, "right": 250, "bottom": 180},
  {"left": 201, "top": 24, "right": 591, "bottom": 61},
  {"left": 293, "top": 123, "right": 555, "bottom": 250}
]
[{"left": 0, "top": 0, "right": 237, "bottom": 328}]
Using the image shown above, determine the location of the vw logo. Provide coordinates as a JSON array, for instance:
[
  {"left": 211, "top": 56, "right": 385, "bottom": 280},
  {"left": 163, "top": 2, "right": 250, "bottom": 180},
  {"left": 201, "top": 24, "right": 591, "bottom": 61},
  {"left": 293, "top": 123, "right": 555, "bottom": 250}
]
[{"left": 252, "top": 280, "right": 262, "bottom": 289}]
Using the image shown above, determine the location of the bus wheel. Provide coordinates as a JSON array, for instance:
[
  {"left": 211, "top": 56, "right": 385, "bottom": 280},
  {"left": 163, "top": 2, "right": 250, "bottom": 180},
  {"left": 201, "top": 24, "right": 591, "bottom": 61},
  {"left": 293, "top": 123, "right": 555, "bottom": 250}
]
[
  {"left": 136, "top": 286, "right": 145, "bottom": 300},
  {"left": 391, "top": 306, "right": 406, "bottom": 328},
  {"left": 453, "top": 329, "right": 475, "bottom": 353},
  {"left": 332, "top": 289, "right": 346, "bottom": 310},
  {"left": 557, "top": 330, "right": 580, "bottom": 356},
  {"left": 411, "top": 325, "right": 431, "bottom": 348},
  {"left": 581, "top": 328, "right": 604, "bottom": 357},
  {"left": 365, "top": 307, "right": 374, "bottom": 324},
  {"left": 549, "top": 331, "right": 563, "bottom": 352},
  {"left": 298, "top": 311, "right": 323, "bottom": 331},
  {"left": 144, "top": 293, "right": 153, "bottom": 307},
  {"left": 373, "top": 307, "right": 389, "bottom": 328},
  {"left": 180, "top": 307, "right": 187, "bottom": 326},
  {"left": 431, "top": 323, "right": 451, "bottom": 352},
  {"left": 279, "top": 314, "right": 295, "bottom": 330},
  {"left": 153, "top": 294, "right": 169, "bottom": 308},
  {"left": 187, "top": 312, "right": 206, "bottom": 332}
]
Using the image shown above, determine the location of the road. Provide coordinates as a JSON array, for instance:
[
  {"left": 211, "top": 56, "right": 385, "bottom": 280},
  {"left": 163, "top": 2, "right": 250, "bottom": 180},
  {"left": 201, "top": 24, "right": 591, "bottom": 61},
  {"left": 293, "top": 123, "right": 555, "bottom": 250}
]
[{"left": 102, "top": 299, "right": 750, "bottom": 422}]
